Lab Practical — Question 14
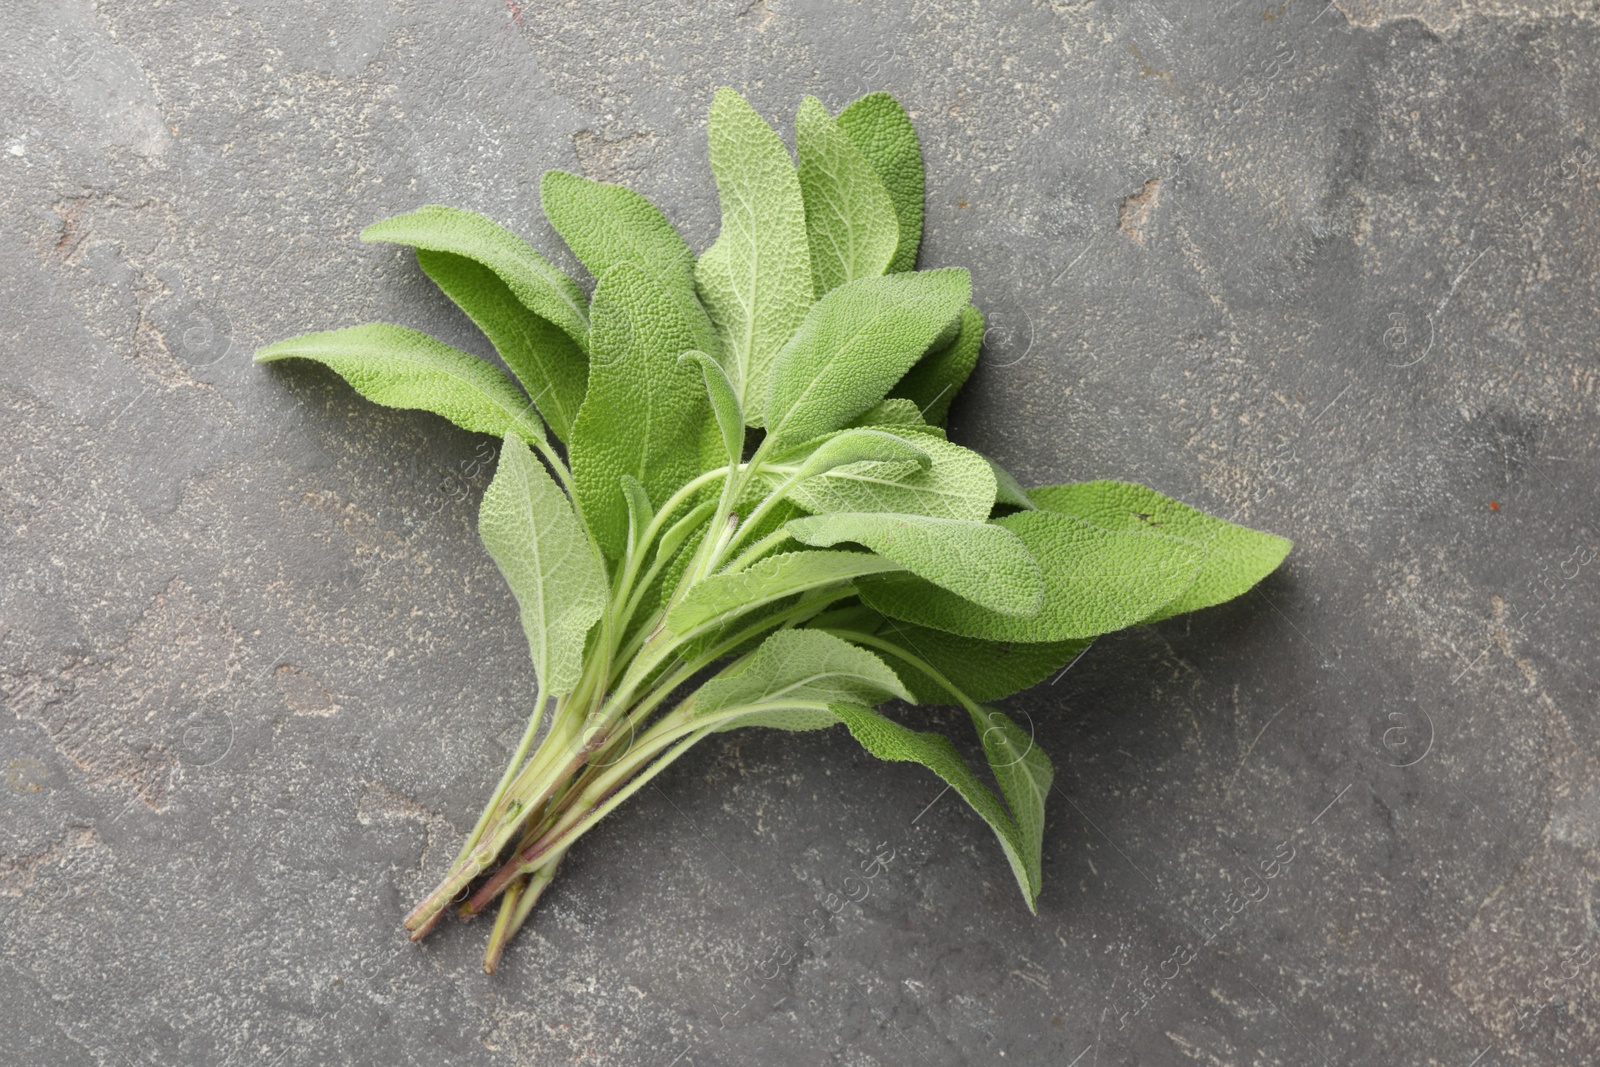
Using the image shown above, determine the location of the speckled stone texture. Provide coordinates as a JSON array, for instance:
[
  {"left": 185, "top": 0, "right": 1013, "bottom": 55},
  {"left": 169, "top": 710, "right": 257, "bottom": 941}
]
[{"left": 3, "top": 1, "right": 1599, "bottom": 1064}]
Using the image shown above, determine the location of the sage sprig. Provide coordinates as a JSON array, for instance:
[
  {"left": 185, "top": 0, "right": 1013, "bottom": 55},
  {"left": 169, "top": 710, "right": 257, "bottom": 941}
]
[{"left": 256, "top": 89, "right": 1291, "bottom": 972}]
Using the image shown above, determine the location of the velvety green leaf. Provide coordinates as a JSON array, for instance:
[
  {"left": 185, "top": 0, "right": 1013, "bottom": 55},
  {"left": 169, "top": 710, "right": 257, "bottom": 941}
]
[
  {"left": 889, "top": 304, "right": 983, "bottom": 426},
  {"left": 828, "top": 702, "right": 1039, "bottom": 910},
  {"left": 786, "top": 427, "right": 932, "bottom": 478},
  {"left": 795, "top": 96, "right": 899, "bottom": 297},
  {"left": 680, "top": 350, "right": 744, "bottom": 464},
  {"left": 539, "top": 170, "right": 721, "bottom": 360},
  {"left": 785, "top": 513, "right": 1041, "bottom": 615},
  {"left": 859, "top": 510, "right": 1204, "bottom": 641},
  {"left": 414, "top": 249, "right": 587, "bottom": 442},
  {"left": 970, "top": 705, "right": 1051, "bottom": 900},
  {"left": 361, "top": 206, "right": 589, "bottom": 351},
  {"left": 1029, "top": 481, "right": 1293, "bottom": 622},
  {"left": 836, "top": 93, "right": 925, "bottom": 274},
  {"left": 621, "top": 475, "right": 651, "bottom": 556},
  {"left": 839, "top": 613, "right": 1092, "bottom": 705},
  {"left": 478, "top": 436, "right": 607, "bottom": 696},
  {"left": 254, "top": 324, "right": 544, "bottom": 445},
  {"left": 847, "top": 397, "right": 946, "bottom": 438},
  {"left": 569, "top": 264, "right": 708, "bottom": 560},
  {"left": 764, "top": 269, "right": 971, "bottom": 450},
  {"left": 695, "top": 629, "right": 911, "bottom": 732},
  {"left": 694, "top": 88, "right": 813, "bottom": 425},
  {"left": 988, "top": 458, "right": 1036, "bottom": 512},
  {"left": 785, "top": 435, "right": 996, "bottom": 522},
  {"left": 667, "top": 550, "right": 901, "bottom": 636}
]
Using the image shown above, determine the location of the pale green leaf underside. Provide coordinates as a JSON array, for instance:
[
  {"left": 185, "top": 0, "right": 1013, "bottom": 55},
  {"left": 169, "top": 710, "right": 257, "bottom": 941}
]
[
  {"left": 694, "top": 88, "right": 813, "bottom": 425},
  {"left": 828, "top": 702, "right": 1040, "bottom": 910},
  {"left": 361, "top": 205, "right": 589, "bottom": 352},
  {"left": 764, "top": 269, "right": 971, "bottom": 450},
  {"left": 859, "top": 510, "right": 1204, "bottom": 642},
  {"left": 787, "top": 427, "right": 932, "bottom": 481},
  {"left": 696, "top": 629, "right": 911, "bottom": 720},
  {"left": 667, "top": 550, "right": 902, "bottom": 636},
  {"left": 785, "top": 434, "right": 996, "bottom": 522},
  {"left": 539, "top": 169, "right": 722, "bottom": 362},
  {"left": 848, "top": 397, "right": 946, "bottom": 438},
  {"left": 414, "top": 249, "right": 588, "bottom": 443},
  {"left": 569, "top": 264, "right": 708, "bottom": 561},
  {"left": 680, "top": 350, "right": 744, "bottom": 464},
  {"left": 836, "top": 92, "right": 925, "bottom": 274},
  {"left": 254, "top": 323, "right": 544, "bottom": 446},
  {"left": 796, "top": 96, "right": 900, "bottom": 297},
  {"left": 971, "top": 705, "right": 1052, "bottom": 901},
  {"left": 1029, "top": 481, "right": 1292, "bottom": 622},
  {"left": 478, "top": 437, "right": 608, "bottom": 696},
  {"left": 785, "top": 512, "right": 1041, "bottom": 616}
]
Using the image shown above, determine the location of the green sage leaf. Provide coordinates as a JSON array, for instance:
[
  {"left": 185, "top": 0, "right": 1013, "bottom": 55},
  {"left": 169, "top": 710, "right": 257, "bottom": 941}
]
[
  {"left": 362, "top": 205, "right": 589, "bottom": 351},
  {"left": 478, "top": 436, "right": 607, "bottom": 697},
  {"left": 414, "top": 249, "right": 587, "bottom": 442},
  {"left": 836, "top": 92, "right": 925, "bottom": 274},
  {"left": 796, "top": 96, "right": 900, "bottom": 297},
  {"left": 889, "top": 304, "right": 983, "bottom": 426},
  {"left": 785, "top": 512, "right": 1041, "bottom": 615},
  {"left": 786, "top": 435, "right": 996, "bottom": 522},
  {"left": 859, "top": 510, "right": 1204, "bottom": 642},
  {"left": 970, "top": 705, "right": 1052, "bottom": 901},
  {"left": 1029, "top": 481, "right": 1293, "bottom": 622},
  {"left": 764, "top": 269, "right": 971, "bottom": 450},
  {"left": 828, "top": 702, "right": 1040, "bottom": 910},
  {"left": 695, "top": 629, "right": 911, "bottom": 732},
  {"left": 837, "top": 614, "right": 1091, "bottom": 705},
  {"left": 254, "top": 323, "right": 544, "bottom": 445},
  {"left": 667, "top": 550, "right": 902, "bottom": 636},
  {"left": 569, "top": 264, "right": 708, "bottom": 560},
  {"left": 679, "top": 350, "right": 744, "bottom": 465},
  {"left": 694, "top": 88, "right": 813, "bottom": 425},
  {"left": 539, "top": 170, "right": 721, "bottom": 360}
]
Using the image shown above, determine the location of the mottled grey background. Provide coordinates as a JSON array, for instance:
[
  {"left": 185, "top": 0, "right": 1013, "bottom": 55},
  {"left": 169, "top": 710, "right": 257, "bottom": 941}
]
[{"left": 4, "top": 1, "right": 1599, "bottom": 1064}]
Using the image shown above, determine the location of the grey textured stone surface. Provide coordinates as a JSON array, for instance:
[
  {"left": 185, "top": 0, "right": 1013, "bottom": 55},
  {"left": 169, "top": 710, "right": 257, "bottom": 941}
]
[{"left": 4, "top": 1, "right": 1599, "bottom": 1064}]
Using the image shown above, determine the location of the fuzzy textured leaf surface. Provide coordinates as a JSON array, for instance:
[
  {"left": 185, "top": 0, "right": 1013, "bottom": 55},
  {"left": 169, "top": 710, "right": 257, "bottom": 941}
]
[
  {"left": 478, "top": 437, "right": 608, "bottom": 696},
  {"left": 786, "top": 512, "right": 1041, "bottom": 615},
  {"left": 540, "top": 170, "right": 721, "bottom": 361},
  {"left": 1030, "top": 481, "right": 1293, "bottom": 622},
  {"left": 666, "top": 550, "right": 903, "bottom": 636},
  {"left": 786, "top": 428, "right": 932, "bottom": 481},
  {"left": 362, "top": 206, "right": 589, "bottom": 351},
  {"left": 889, "top": 304, "right": 983, "bottom": 426},
  {"left": 836, "top": 92, "right": 925, "bottom": 274},
  {"left": 694, "top": 629, "right": 911, "bottom": 731},
  {"left": 796, "top": 96, "right": 900, "bottom": 296},
  {"left": 679, "top": 350, "right": 745, "bottom": 465},
  {"left": 694, "top": 89, "right": 813, "bottom": 424},
  {"left": 569, "top": 264, "right": 708, "bottom": 560},
  {"left": 859, "top": 510, "right": 1204, "bottom": 641},
  {"left": 848, "top": 397, "right": 946, "bottom": 438},
  {"left": 254, "top": 324, "right": 545, "bottom": 445},
  {"left": 414, "top": 249, "right": 588, "bottom": 442},
  {"left": 764, "top": 269, "right": 970, "bottom": 449},
  {"left": 828, "top": 702, "right": 1040, "bottom": 909},
  {"left": 786, "top": 434, "right": 996, "bottom": 521}
]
